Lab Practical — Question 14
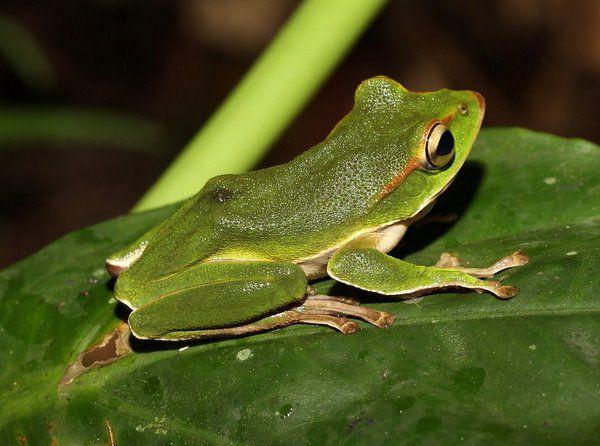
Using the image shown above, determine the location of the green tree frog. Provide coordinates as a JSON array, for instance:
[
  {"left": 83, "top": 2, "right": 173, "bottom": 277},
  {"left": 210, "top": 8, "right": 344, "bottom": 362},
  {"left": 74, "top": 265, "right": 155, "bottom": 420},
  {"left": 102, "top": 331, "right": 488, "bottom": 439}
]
[{"left": 106, "top": 76, "right": 528, "bottom": 341}]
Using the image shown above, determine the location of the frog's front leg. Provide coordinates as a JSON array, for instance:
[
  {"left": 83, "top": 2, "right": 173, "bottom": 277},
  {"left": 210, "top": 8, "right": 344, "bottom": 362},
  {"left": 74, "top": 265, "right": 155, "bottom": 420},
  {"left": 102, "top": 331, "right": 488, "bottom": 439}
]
[{"left": 327, "top": 235, "right": 525, "bottom": 299}]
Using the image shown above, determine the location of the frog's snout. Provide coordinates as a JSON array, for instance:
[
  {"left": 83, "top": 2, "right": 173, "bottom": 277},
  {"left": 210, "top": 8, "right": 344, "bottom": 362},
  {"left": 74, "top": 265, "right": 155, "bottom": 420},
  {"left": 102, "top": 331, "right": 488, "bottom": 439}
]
[
  {"left": 106, "top": 258, "right": 128, "bottom": 278},
  {"left": 105, "top": 241, "right": 149, "bottom": 278},
  {"left": 470, "top": 91, "right": 486, "bottom": 113}
]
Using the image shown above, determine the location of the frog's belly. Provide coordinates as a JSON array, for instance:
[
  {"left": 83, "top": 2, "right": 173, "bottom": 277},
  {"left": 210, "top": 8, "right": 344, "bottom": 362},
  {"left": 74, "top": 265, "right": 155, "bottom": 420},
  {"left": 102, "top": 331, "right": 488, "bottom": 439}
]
[{"left": 296, "top": 221, "right": 408, "bottom": 280}]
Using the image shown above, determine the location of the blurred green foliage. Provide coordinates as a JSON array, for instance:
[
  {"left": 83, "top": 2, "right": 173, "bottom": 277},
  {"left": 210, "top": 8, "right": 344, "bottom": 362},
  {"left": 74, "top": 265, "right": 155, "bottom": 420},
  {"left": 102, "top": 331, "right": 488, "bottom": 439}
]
[{"left": 0, "top": 14, "right": 170, "bottom": 155}]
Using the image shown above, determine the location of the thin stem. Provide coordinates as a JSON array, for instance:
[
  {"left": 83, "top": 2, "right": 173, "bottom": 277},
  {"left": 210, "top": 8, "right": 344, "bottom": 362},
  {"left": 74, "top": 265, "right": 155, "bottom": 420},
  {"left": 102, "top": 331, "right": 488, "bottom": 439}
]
[{"left": 134, "top": 0, "right": 387, "bottom": 211}]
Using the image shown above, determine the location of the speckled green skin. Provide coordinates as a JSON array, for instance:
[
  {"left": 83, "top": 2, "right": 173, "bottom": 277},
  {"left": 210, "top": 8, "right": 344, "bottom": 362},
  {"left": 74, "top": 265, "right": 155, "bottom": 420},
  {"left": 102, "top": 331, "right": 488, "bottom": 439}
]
[{"left": 110, "top": 76, "right": 485, "bottom": 340}]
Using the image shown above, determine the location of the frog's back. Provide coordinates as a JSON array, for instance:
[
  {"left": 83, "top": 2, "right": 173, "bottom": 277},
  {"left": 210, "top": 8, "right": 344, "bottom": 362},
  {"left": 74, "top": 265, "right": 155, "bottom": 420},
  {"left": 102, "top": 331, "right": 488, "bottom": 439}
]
[
  {"left": 196, "top": 111, "right": 415, "bottom": 261},
  {"left": 192, "top": 149, "right": 377, "bottom": 258},
  {"left": 136, "top": 77, "right": 434, "bottom": 276}
]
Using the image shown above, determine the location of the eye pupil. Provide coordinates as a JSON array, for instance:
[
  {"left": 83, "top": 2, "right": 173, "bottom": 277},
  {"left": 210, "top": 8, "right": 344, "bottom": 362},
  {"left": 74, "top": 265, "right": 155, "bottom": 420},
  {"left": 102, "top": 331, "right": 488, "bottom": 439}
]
[
  {"left": 436, "top": 130, "right": 454, "bottom": 156},
  {"left": 425, "top": 123, "right": 455, "bottom": 169}
]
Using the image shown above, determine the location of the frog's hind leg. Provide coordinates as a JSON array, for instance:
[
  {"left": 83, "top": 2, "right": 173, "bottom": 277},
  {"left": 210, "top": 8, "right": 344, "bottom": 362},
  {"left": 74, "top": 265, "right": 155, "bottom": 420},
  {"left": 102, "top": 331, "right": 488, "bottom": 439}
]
[
  {"left": 301, "top": 295, "right": 396, "bottom": 328},
  {"left": 155, "top": 309, "right": 359, "bottom": 341},
  {"left": 126, "top": 260, "right": 309, "bottom": 341},
  {"left": 243, "top": 310, "right": 360, "bottom": 335},
  {"left": 435, "top": 251, "right": 529, "bottom": 278},
  {"left": 148, "top": 295, "right": 383, "bottom": 341}
]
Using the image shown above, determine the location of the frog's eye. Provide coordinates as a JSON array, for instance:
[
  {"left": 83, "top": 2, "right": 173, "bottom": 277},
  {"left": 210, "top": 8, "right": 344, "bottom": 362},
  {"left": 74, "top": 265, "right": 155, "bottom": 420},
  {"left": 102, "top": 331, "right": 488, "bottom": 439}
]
[{"left": 425, "top": 123, "right": 454, "bottom": 169}]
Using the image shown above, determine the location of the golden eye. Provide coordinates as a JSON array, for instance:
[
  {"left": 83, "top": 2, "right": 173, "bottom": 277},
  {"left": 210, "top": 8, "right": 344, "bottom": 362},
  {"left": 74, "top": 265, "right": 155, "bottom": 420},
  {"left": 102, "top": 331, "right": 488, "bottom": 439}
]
[{"left": 425, "top": 123, "right": 455, "bottom": 168}]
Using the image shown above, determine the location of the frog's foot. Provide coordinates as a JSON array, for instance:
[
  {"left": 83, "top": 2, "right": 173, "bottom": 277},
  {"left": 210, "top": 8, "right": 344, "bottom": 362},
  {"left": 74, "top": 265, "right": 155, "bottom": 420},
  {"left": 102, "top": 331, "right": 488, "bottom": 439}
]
[
  {"left": 288, "top": 311, "right": 360, "bottom": 334},
  {"left": 477, "top": 281, "right": 519, "bottom": 300},
  {"left": 435, "top": 250, "right": 529, "bottom": 278},
  {"left": 435, "top": 252, "right": 463, "bottom": 268},
  {"left": 301, "top": 295, "right": 396, "bottom": 329}
]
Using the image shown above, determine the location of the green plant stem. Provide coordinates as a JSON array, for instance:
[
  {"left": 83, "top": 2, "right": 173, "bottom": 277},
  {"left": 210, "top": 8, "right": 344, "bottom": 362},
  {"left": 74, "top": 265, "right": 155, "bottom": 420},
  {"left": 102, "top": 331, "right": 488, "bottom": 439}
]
[{"left": 134, "top": 0, "right": 388, "bottom": 211}]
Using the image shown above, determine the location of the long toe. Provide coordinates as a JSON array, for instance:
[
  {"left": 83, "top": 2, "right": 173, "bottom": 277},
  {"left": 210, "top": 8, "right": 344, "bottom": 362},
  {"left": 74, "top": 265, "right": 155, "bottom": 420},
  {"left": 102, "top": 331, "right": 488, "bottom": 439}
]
[
  {"left": 374, "top": 311, "right": 396, "bottom": 329},
  {"left": 341, "top": 320, "right": 360, "bottom": 334}
]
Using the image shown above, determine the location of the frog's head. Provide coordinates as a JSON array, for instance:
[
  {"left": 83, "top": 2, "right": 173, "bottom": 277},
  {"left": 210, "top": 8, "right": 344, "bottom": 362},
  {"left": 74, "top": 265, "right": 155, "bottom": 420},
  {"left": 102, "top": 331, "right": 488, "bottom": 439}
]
[{"left": 352, "top": 76, "right": 485, "bottom": 220}]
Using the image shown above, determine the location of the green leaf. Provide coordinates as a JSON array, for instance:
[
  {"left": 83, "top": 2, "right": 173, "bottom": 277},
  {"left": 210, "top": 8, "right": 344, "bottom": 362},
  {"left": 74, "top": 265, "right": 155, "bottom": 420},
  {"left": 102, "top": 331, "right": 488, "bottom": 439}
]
[{"left": 1, "top": 128, "right": 598, "bottom": 445}]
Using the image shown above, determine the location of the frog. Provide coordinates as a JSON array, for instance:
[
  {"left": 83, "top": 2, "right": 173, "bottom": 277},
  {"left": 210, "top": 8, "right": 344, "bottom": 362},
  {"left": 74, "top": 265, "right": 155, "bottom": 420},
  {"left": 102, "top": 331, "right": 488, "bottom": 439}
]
[{"left": 106, "top": 76, "right": 528, "bottom": 341}]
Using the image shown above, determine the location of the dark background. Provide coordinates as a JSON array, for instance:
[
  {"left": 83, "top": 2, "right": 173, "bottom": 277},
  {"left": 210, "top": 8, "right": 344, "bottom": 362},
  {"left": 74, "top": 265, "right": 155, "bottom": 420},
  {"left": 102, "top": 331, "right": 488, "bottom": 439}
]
[{"left": 1, "top": 0, "right": 598, "bottom": 268}]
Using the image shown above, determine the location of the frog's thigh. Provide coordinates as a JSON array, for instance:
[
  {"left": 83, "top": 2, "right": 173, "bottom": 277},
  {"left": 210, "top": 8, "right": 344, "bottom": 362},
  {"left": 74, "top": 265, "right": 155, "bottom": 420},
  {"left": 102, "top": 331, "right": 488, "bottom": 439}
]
[
  {"left": 327, "top": 238, "right": 518, "bottom": 299},
  {"left": 128, "top": 261, "right": 307, "bottom": 340}
]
